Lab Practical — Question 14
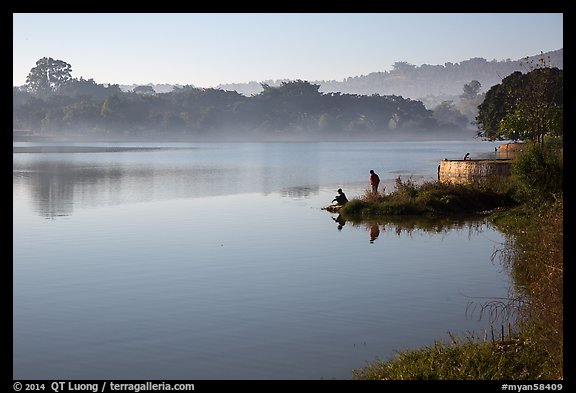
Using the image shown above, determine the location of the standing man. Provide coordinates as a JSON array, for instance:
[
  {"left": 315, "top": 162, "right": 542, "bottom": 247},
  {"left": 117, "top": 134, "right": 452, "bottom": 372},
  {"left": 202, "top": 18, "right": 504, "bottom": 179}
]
[{"left": 369, "top": 169, "right": 380, "bottom": 193}]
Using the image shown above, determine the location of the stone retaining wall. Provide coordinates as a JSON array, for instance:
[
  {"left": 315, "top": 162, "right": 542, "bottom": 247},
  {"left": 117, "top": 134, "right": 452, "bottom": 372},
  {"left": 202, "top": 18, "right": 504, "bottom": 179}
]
[
  {"left": 498, "top": 142, "right": 525, "bottom": 159},
  {"left": 438, "top": 159, "right": 512, "bottom": 184}
]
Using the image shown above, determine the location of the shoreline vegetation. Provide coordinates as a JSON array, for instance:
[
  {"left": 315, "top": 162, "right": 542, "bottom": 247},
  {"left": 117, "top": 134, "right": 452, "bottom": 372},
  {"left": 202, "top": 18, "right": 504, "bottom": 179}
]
[
  {"left": 337, "top": 141, "right": 563, "bottom": 380},
  {"left": 338, "top": 176, "right": 516, "bottom": 219}
]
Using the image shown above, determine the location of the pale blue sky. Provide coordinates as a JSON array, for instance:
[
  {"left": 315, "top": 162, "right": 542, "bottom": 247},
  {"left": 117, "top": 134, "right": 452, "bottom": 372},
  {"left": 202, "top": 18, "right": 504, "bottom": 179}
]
[{"left": 13, "top": 13, "right": 563, "bottom": 87}]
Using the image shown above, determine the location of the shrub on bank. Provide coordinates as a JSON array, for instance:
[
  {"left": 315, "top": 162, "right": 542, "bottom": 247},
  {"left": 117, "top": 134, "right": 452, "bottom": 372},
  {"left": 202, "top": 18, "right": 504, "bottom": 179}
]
[{"left": 511, "top": 141, "right": 563, "bottom": 205}]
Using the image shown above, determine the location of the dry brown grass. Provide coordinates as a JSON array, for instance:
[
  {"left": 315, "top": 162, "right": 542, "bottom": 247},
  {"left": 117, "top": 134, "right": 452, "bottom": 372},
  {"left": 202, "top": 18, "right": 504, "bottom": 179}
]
[{"left": 491, "top": 195, "right": 563, "bottom": 379}]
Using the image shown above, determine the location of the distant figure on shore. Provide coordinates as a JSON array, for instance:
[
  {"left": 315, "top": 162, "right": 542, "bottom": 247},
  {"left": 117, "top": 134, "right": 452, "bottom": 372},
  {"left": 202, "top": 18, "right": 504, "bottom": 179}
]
[
  {"left": 332, "top": 188, "right": 348, "bottom": 205},
  {"left": 369, "top": 170, "right": 380, "bottom": 193},
  {"left": 463, "top": 152, "right": 470, "bottom": 160}
]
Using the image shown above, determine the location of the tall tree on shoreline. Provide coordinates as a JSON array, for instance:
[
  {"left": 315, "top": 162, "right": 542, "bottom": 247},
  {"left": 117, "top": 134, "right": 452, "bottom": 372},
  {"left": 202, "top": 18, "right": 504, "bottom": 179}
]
[
  {"left": 476, "top": 54, "right": 562, "bottom": 146},
  {"left": 26, "top": 57, "right": 73, "bottom": 97}
]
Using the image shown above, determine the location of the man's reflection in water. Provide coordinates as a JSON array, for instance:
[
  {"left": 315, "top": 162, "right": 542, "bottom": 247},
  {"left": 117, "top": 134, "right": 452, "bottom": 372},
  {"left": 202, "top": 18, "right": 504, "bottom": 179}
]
[
  {"left": 332, "top": 214, "right": 346, "bottom": 230},
  {"left": 369, "top": 223, "right": 380, "bottom": 243}
]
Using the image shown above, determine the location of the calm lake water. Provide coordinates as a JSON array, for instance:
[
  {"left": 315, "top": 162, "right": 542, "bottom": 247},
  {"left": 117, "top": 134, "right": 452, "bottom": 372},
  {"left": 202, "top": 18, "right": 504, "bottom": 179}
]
[{"left": 13, "top": 140, "right": 513, "bottom": 379}]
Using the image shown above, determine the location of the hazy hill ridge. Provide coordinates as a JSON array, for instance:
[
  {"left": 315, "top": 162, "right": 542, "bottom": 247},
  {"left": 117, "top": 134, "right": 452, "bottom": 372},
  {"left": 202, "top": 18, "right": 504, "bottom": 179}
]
[
  {"left": 213, "top": 49, "right": 563, "bottom": 100},
  {"left": 118, "top": 49, "right": 562, "bottom": 101}
]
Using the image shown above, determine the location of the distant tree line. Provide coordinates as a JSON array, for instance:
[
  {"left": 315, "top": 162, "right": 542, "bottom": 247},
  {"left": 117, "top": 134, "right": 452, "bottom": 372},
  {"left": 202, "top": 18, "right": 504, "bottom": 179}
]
[{"left": 13, "top": 57, "right": 488, "bottom": 139}]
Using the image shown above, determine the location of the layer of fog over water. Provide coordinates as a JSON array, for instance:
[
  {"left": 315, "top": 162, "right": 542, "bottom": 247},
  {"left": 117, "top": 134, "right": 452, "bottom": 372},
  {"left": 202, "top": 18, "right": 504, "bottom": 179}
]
[{"left": 14, "top": 139, "right": 513, "bottom": 379}]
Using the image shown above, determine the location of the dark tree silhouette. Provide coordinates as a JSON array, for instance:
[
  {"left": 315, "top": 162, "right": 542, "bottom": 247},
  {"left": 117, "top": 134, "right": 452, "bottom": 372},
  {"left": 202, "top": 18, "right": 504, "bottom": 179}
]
[
  {"left": 26, "top": 57, "right": 73, "bottom": 97},
  {"left": 476, "top": 67, "right": 562, "bottom": 144}
]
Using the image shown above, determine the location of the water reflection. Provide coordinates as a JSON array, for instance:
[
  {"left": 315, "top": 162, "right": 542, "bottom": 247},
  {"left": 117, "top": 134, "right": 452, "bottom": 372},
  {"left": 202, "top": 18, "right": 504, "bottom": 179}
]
[
  {"left": 13, "top": 157, "right": 302, "bottom": 218},
  {"left": 279, "top": 185, "right": 320, "bottom": 199},
  {"left": 14, "top": 160, "right": 126, "bottom": 218},
  {"left": 332, "top": 214, "right": 346, "bottom": 230},
  {"left": 369, "top": 223, "right": 380, "bottom": 243},
  {"left": 13, "top": 145, "right": 327, "bottom": 218},
  {"left": 325, "top": 212, "right": 516, "bottom": 326},
  {"left": 329, "top": 213, "right": 494, "bottom": 239}
]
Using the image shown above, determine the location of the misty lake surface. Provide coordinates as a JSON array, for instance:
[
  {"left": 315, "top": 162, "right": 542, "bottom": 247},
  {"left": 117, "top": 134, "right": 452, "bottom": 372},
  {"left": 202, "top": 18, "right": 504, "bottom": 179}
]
[{"left": 13, "top": 139, "right": 512, "bottom": 379}]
